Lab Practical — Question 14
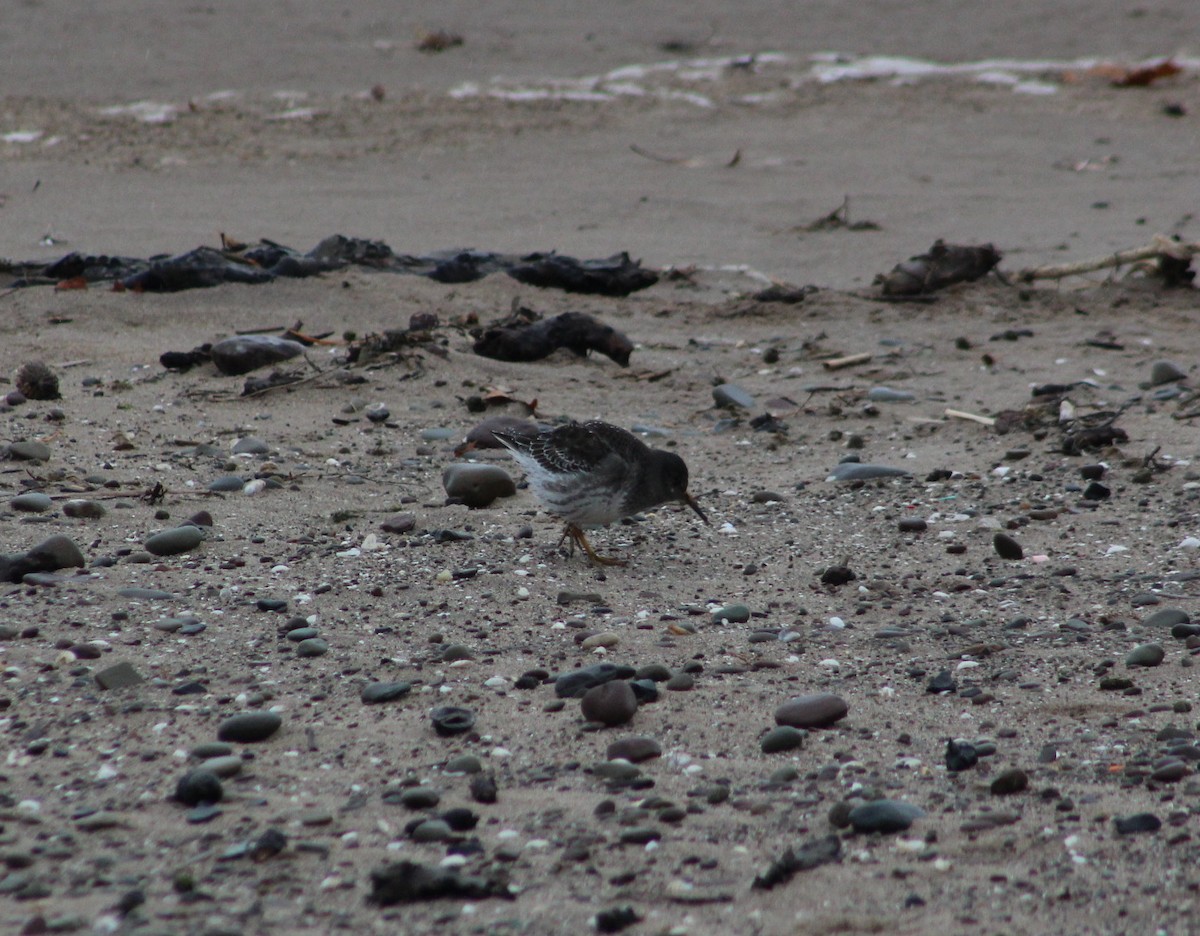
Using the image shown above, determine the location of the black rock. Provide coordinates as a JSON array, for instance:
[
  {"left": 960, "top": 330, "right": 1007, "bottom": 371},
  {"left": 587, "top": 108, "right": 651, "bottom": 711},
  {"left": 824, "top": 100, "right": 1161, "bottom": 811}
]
[
  {"left": 847, "top": 800, "right": 924, "bottom": 834},
  {"left": 217, "top": 711, "right": 283, "bottom": 743},
  {"left": 926, "top": 670, "right": 957, "bottom": 694},
  {"left": 367, "top": 860, "right": 513, "bottom": 905},
  {"left": 1114, "top": 813, "right": 1161, "bottom": 836},
  {"left": 990, "top": 768, "right": 1029, "bottom": 796},
  {"left": 752, "top": 835, "right": 843, "bottom": 889},
  {"left": 945, "top": 739, "right": 979, "bottom": 772},
  {"left": 470, "top": 773, "right": 498, "bottom": 804},
  {"left": 175, "top": 770, "right": 223, "bottom": 806},
  {"left": 993, "top": 532, "right": 1024, "bottom": 560},
  {"left": 594, "top": 906, "right": 642, "bottom": 933},
  {"left": 554, "top": 663, "right": 637, "bottom": 699}
]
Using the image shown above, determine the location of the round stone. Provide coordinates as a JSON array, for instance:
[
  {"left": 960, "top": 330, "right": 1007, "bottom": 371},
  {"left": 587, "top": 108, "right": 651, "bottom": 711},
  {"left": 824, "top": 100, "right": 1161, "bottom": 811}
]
[
  {"left": 1145, "top": 608, "right": 1190, "bottom": 629},
  {"left": 581, "top": 632, "right": 620, "bottom": 651},
  {"left": 761, "top": 726, "right": 808, "bottom": 754},
  {"left": 144, "top": 526, "right": 205, "bottom": 557},
  {"left": 62, "top": 499, "right": 106, "bottom": 519},
  {"left": 712, "top": 383, "right": 756, "bottom": 410},
  {"left": 410, "top": 819, "right": 452, "bottom": 842},
  {"left": 7, "top": 441, "right": 51, "bottom": 462},
  {"left": 847, "top": 799, "right": 924, "bottom": 834},
  {"left": 361, "top": 681, "right": 412, "bottom": 704},
  {"left": 1126, "top": 644, "right": 1165, "bottom": 667},
  {"left": 11, "top": 492, "right": 53, "bottom": 513},
  {"left": 665, "top": 673, "right": 695, "bottom": 691},
  {"left": 775, "top": 693, "right": 849, "bottom": 729},
  {"left": 581, "top": 681, "right": 638, "bottom": 727},
  {"left": 898, "top": 518, "right": 927, "bottom": 533},
  {"left": 208, "top": 475, "right": 246, "bottom": 493},
  {"left": 295, "top": 637, "right": 329, "bottom": 658},
  {"left": 441, "top": 463, "right": 516, "bottom": 508},
  {"left": 606, "top": 737, "right": 662, "bottom": 763},
  {"left": 990, "top": 768, "right": 1029, "bottom": 796},
  {"left": 445, "top": 755, "right": 483, "bottom": 775},
  {"left": 26, "top": 534, "right": 85, "bottom": 571},
  {"left": 398, "top": 787, "right": 441, "bottom": 809},
  {"left": 174, "top": 770, "right": 223, "bottom": 806},
  {"left": 216, "top": 711, "right": 282, "bottom": 744},
  {"left": 231, "top": 436, "right": 271, "bottom": 455}
]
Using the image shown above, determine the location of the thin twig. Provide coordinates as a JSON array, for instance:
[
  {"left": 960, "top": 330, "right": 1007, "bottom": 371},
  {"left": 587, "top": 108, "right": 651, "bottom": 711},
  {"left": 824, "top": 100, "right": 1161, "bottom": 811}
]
[{"left": 1018, "top": 234, "right": 1199, "bottom": 283}]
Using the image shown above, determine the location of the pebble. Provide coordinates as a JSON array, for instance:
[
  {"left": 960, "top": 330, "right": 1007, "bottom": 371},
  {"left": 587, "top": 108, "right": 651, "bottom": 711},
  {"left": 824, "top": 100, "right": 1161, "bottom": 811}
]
[
  {"left": 581, "top": 681, "right": 638, "bottom": 727},
  {"left": 361, "top": 681, "right": 412, "bottom": 704},
  {"left": 445, "top": 755, "right": 483, "bottom": 774},
  {"left": 145, "top": 526, "right": 205, "bottom": 556},
  {"left": 711, "top": 603, "right": 751, "bottom": 624},
  {"left": 945, "top": 739, "right": 979, "bottom": 771},
  {"left": 208, "top": 475, "right": 246, "bottom": 492},
  {"left": 409, "top": 819, "right": 453, "bottom": 843},
  {"left": 712, "top": 383, "right": 756, "bottom": 410},
  {"left": 993, "top": 533, "right": 1023, "bottom": 560},
  {"left": 196, "top": 755, "right": 243, "bottom": 778},
  {"left": 826, "top": 462, "right": 911, "bottom": 482},
  {"left": 775, "top": 693, "right": 848, "bottom": 729},
  {"left": 6, "top": 440, "right": 51, "bottom": 462},
  {"left": 11, "top": 492, "right": 53, "bottom": 513},
  {"left": 175, "top": 770, "right": 224, "bottom": 806},
  {"left": 210, "top": 334, "right": 304, "bottom": 376},
  {"left": 470, "top": 774, "right": 498, "bottom": 804},
  {"left": 1149, "top": 361, "right": 1187, "bottom": 386},
  {"left": 286, "top": 626, "right": 320, "bottom": 642},
  {"left": 866, "top": 386, "right": 915, "bottom": 402},
  {"left": 927, "top": 670, "right": 957, "bottom": 693},
  {"left": 217, "top": 711, "right": 283, "bottom": 743},
  {"left": 581, "top": 631, "right": 620, "bottom": 650},
  {"left": 606, "top": 737, "right": 662, "bottom": 763},
  {"left": 117, "top": 587, "right": 173, "bottom": 600},
  {"left": 231, "top": 436, "right": 271, "bottom": 456},
  {"left": 847, "top": 800, "right": 924, "bottom": 834},
  {"left": 430, "top": 705, "right": 476, "bottom": 736},
  {"left": 295, "top": 637, "right": 329, "bottom": 658},
  {"left": 555, "top": 663, "right": 637, "bottom": 698},
  {"left": 191, "top": 741, "right": 233, "bottom": 759},
  {"left": 1145, "top": 608, "right": 1190, "bottom": 629},
  {"left": 381, "top": 512, "right": 416, "bottom": 533},
  {"left": 442, "top": 463, "right": 516, "bottom": 508},
  {"left": 990, "top": 768, "right": 1029, "bottom": 796},
  {"left": 1114, "top": 812, "right": 1161, "bottom": 835},
  {"left": 1126, "top": 644, "right": 1165, "bottom": 667},
  {"left": 62, "top": 499, "right": 106, "bottom": 519},
  {"left": 898, "top": 518, "right": 927, "bottom": 533},
  {"left": 665, "top": 673, "right": 695, "bottom": 691},
  {"left": 761, "top": 726, "right": 807, "bottom": 754},
  {"left": 94, "top": 661, "right": 145, "bottom": 690},
  {"left": 398, "top": 787, "right": 441, "bottom": 810}
]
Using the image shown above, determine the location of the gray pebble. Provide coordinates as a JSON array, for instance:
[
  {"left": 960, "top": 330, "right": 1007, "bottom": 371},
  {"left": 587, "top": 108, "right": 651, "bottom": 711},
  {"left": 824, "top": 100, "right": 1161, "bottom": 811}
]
[
  {"left": 217, "top": 711, "right": 282, "bottom": 743},
  {"left": 191, "top": 741, "right": 233, "bottom": 759},
  {"left": 208, "top": 475, "right": 246, "bottom": 492},
  {"left": 286, "top": 626, "right": 320, "bottom": 642},
  {"left": 27, "top": 534, "right": 85, "bottom": 571},
  {"left": 606, "top": 737, "right": 662, "bottom": 763},
  {"left": 555, "top": 663, "right": 637, "bottom": 698},
  {"left": 847, "top": 800, "right": 924, "bottom": 834},
  {"left": 711, "top": 603, "right": 751, "bottom": 624},
  {"left": 445, "top": 755, "right": 483, "bottom": 774},
  {"left": 430, "top": 705, "right": 475, "bottom": 736},
  {"left": 775, "top": 693, "right": 848, "bottom": 729},
  {"left": 665, "top": 673, "right": 695, "bottom": 691},
  {"left": 295, "top": 637, "right": 329, "bottom": 658},
  {"left": 11, "top": 492, "right": 53, "bottom": 513},
  {"left": 145, "top": 526, "right": 205, "bottom": 556},
  {"left": 826, "top": 462, "right": 911, "bottom": 482},
  {"left": 761, "top": 726, "right": 808, "bottom": 754},
  {"left": 94, "top": 661, "right": 145, "bottom": 690},
  {"left": 399, "top": 787, "right": 441, "bottom": 809},
  {"left": 1126, "top": 643, "right": 1165, "bottom": 667},
  {"left": 1145, "top": 608, "right": 1190, "bottom": 629},
  {"left": 581, "top": 681, "right": 638, "bottom": 726},
  {"left": 175, "top": 770, "right": 223, "bottom": 806},
  {"left": 713, "top": 383, "right": 756, "bottom": 410},
  {"left": 361, "top": 681, "right": 413, "bottom": 704},
  {"left": 117, "top": 587, "right": 173, "bottom": 600},
  {"left": 6, "top": 440, "right": 51, "bottom": 462},
  {"left": 410, "top": 819, "right": 452, "bottom": 842},
  {"left": 196, "top": 755, "right": 243, "bottom": 778},
  {"left": 62, "top": 499, "right": 106, "bottom": 519},
  {"left": 421, "top": 427, "right": 457, "bottom": 441},
  {"left": 1149, "top": 361, "right": 1187, "bottom": 385},
  {"left": 231, "top": 436, "right": 270, "bottom": 456},
  {"left": 442, "top": 463, "right": 516, "bottom": 508},
  {"left": 866, "top": 386, "right": 916, "bottom": 402}
]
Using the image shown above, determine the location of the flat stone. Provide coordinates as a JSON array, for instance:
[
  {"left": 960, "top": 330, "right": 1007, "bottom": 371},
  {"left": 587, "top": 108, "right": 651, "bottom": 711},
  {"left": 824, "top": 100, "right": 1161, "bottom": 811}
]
[
  {"left": 555, "top": 663, "right": 637, "bottom": 698},
  {"left": 826, "top": 462, "right": 911, "bottom": 482},
  {"left": 11, "top": 492, "right": 53, "bottom": 513},
  {"left": 144, "top": 526, "right": 205, "bottom": 556},
  {"left": 775, "top": 693, "right": 848, "bottom": 729},
  {"left": 361, "top": 681, "right": 412, "bottom": 704},
  {"left": 713, "top": 383, "right": 756, "bottom": 410},
  {"left": 231, "top": 435, "right": 270, "bottom": 455},
  {"left": 1149, "top": 361, "right": 1187, "bottom": 386},
  {"left": 442, "top": 463, "right": 516, "bottom": 508},
  {"left": 990, "top": 768, "right": 1029, "bottom": 796},
  {"left": 295, "top": 637, "right": 329, "bottom": 658},
  {"left": 1126, "top": 643, "right": 1166, "bottom": 667},
  {"left": 711, "top": 603, "right": 751, "bottom": 624},
  {"left": 1114, "top": 812, "right": 1161, "bottom": 835},
  {"left": 117, "top": 587, "right": 173, "bottom": 600},
  {"left": 62, "top": 499, "right": 106, "bottom": 519},
  {"left": 866, "top": 386, "right": 915, "bottom": 402},
  {"left": 847, "top": 800, "right": 924, "bottom": 834},
  {"left": 606, "top": 737, "right": 662, "bottom": 763},
  {"left": 208, "top": 475, "right": 246, "bottom": 492},
  {"left": 94, "top": 661, "right": 145, "bottom": 690},
  {"left": 217, "top": 711, "right": 283, "bottom": 743},
  {"left": 6, "top": 440, "right": 51, "bottom": 462},
  {"left": 1145, "top": 608, "right": 1190, "bottom": 629}
]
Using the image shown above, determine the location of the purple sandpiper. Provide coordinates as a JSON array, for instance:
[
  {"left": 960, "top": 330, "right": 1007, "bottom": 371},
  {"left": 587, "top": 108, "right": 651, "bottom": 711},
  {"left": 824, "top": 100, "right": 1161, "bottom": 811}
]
[{"left": 492, "top": 420, "right": 707, "bottom": 565}]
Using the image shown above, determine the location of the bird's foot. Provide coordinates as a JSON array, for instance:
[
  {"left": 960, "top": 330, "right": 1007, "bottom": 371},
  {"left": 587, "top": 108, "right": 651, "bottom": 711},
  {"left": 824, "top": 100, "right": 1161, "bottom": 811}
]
[{"left": 563, "top": 524, "right": 626, "bottom": 567}]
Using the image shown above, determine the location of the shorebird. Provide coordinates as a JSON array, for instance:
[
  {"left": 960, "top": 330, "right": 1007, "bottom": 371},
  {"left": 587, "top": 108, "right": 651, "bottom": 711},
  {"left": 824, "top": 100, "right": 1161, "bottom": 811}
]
[{"left": 492, "top": 420, "right": 707, "bottom": 565}]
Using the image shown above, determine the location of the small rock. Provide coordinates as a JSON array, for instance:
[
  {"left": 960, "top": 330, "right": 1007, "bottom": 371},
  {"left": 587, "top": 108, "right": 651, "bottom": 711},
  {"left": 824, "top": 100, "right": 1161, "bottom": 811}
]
[
  {"left": 10, "top": 492, "right": 53, "bottom": 513},
  {"left": 555, "top": 663, "right": 637, "bottom": 698},
  {"left": 761, "top": 726, "right": 807, "bottom": 754},
  {"left": 1126, "top": 644, "right": 1165, "bottom": 667},
  {"left": 295, "top": 637, "right": 329, "bottom": 658},
  {"left": 381, "top": 513, "right": 417, "bottom": 533},
  {"left": 993, "top": 532, "right": 1023, "bottom": 560},
  {"left": 847, "top": 800, "right": 924, "bottom": 834},
  {"left": 927, "top": 670, "right": 957, "bottom": 693},
  {"left": 145, "top": 526, "right": 205, "bottom": 557},
  {"left": 442, "top": 463, "right": 516, "bottom": 508},
  {"left": 898, "top": 518, "right": 927, "bottom": 533},
  {"left": 94, "top": 661, "right": 145, "bottom": 690},
  {"left": 606, "top": 737, "right": 662, "bottom": 763},
  {"left": 990, "top": 768, "right": 1029, "bottom": 796},
  {"left": 1149, "top": 361, "right": 1187, "bottom": 386},
  {"left": 1114, "top": 812, "right": 1161, "bottom": 835},
  {"left": 866, "top": 386, "right": 915, "bottom": 402},
  {"left": 231, "top": 436, "right": 270, "bottom": 456},
  {"left": 581, "top": 681, "right": 638, "bottom": 727},
  {"left": 217, "top": 711, "right": 283, "bottom": 743},
  {"left": 826, "top": 462, "right": 911, "bottom": 482},
  {"left": 1145, "top": 608, "right": 1190, "bottom": 629},
  {"left": 175, "top": 770, "right": 223, "bottom": 806},
  {"left": 774, "top": 693, "right": 848, "bottom": 729},
  {"left": 945, "top": 739, "right": 979, "bottom": 772},
  {"left": 62, "top": 499, "right": 106, "bottom": 519},
  {"left": 712, "top": 383, "right": 756, "bottom": 410},
  {"left": 6, "top": 440, "right": 51, "bottom": 462},
  {"left": 361, "top": 681, "right": 412, "bottom": 704},
  {"left": 711, "top": 603, "right": 751, "bottom": 624}
]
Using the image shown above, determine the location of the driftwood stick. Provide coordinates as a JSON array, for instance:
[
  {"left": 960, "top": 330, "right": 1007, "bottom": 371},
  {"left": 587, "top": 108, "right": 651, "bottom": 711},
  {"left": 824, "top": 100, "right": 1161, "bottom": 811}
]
[
  {"left": 944, "top": 408, "right": 996, "bottom": 426},
  {"left": 822, "top": 352, "right": 872, "bottom": 371},
  {"left": 1018, "top": 235, "right": 1199, "bottom": 283}
]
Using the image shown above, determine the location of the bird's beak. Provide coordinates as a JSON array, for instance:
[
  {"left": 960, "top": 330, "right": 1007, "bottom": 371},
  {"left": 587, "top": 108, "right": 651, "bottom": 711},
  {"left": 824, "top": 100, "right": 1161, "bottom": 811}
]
[{"left": 682, "top": 491, "right": 709, "bottom": 525}]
